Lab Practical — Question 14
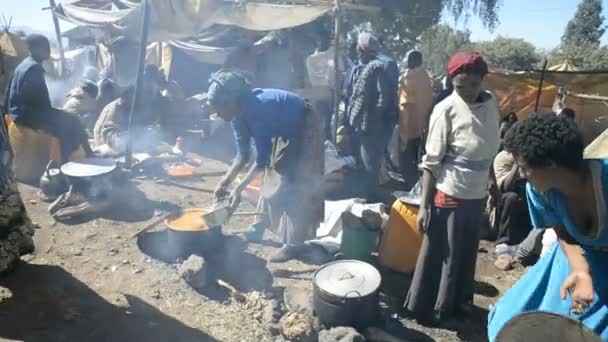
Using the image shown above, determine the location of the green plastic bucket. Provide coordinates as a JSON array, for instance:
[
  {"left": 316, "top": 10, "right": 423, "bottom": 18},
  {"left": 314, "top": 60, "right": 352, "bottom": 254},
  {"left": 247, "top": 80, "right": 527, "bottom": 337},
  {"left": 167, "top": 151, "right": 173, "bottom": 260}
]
[{"left": 340, "top": 226, "right": 379, "bottom": 262}]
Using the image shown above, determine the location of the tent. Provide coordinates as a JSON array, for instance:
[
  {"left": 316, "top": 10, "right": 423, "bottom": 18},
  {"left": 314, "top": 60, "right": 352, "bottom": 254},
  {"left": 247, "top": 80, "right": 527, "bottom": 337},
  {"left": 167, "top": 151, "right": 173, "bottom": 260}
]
[
  {"left": 486, "top": 69, "right": 608, "bottom": 145},
  {"left": 0, "top": 31, "right": 28, "bottom": 104},
  {"left": 548, "top": 60, "right": 579, "bottom": 72},
  {"left": 54, "top": 0, "right": 334, "bottom": 41}
]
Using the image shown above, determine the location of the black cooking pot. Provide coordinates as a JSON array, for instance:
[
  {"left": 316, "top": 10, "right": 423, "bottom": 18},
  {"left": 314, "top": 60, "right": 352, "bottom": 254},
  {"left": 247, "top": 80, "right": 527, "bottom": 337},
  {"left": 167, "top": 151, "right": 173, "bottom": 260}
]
[
  {"left": 313, "top": 260, "right": 381, "bottom": 328},
  {"left": 60, "top": 158, "right": 120, "bottom": 198},
  {"left": 167, "top": 225, "right": 222, "bottom": 259},
  {"left": 165, "top": 209, "right": 223, "bottom": 259}
]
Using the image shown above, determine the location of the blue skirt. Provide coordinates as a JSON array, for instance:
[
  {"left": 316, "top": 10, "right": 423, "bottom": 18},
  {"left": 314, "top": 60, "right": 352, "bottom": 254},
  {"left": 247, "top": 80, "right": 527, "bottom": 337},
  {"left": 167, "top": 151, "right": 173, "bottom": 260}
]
[{"left": 488, "top": 243, "right": 608, "bottom": 341}]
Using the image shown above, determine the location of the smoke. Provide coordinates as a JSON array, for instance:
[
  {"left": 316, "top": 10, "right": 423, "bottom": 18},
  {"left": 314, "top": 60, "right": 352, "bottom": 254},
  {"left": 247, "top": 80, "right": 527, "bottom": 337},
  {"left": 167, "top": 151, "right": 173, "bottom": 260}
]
[{"left": 44, "top": 47, "right": 98, "bottom": 108}]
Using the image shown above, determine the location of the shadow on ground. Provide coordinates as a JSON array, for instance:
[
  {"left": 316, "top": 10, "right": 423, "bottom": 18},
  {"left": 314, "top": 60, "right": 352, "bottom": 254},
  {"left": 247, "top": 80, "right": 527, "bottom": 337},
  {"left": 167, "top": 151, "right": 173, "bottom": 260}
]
[
  {"left": 55, "top": 181, "right": 179, "bottom": 225},
  {"left": 0, "top": 263, "right": 218, "bottom": 342},
  {"left": 137, "top": 231, "right": 274, "bottom": 301}
]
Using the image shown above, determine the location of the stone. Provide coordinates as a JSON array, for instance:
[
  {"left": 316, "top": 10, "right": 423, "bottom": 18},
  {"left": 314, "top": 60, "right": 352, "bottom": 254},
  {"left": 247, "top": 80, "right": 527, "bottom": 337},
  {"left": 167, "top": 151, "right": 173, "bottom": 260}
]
[
  {"left": 178, "top": 255, "right": 209, "bottom": 290},
  {"left": 0, "top": 286, "right": 14, "bottom": 303},
  {"left": 108, "top": 248, "right": 119, "bottom": 256},
  {"left": 494, "top": 254, "right": 514, "bottom": 271},
  {"left": 319, "top": 327, "right": 365, "bottom": 342},
  {"left": 280, "top": 312, "right": 316, "bottom": 342}
]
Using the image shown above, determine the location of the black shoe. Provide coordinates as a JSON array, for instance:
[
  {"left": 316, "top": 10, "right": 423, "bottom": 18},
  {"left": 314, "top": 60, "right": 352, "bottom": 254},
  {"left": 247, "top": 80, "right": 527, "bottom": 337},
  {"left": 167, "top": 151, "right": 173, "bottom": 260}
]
[
  {"left": 270, "top": 246, "right": 302, "bottom": 262},
  {"left": 432, "top": 312, "right": 462, "bottom": 331}
]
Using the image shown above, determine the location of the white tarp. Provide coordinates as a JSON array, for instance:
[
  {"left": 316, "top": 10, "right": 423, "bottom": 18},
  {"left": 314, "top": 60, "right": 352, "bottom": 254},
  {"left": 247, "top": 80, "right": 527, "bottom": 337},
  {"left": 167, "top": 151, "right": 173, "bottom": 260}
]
[
  {"left": 168, "top": 40, "right": 234, "bottom": 65},
  {"left": 308, "top": 199, "right": 387, "bottom": 254},
  {"left": 56, "top": 0, "right": 332, "bottom": 41}
]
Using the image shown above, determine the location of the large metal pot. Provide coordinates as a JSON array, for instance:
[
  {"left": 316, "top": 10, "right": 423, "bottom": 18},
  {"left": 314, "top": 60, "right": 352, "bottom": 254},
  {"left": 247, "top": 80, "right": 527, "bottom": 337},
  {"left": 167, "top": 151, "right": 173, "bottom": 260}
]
[
  {"left": 165, "top": 209, "right": 223, "bottom": 259},
  {"left": 60, "top": 158, "right": 119, "bottom": 198},
  {"left": 497, "top": 311, "right": 602, "bottom": 342},
  {"left": 313, "top": 260, "right": 381, "bottom": 328}
]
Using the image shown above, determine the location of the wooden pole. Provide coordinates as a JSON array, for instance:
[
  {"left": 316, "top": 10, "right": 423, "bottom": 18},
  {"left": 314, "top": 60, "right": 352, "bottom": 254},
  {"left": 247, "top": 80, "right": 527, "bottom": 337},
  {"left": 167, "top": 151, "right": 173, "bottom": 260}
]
[
  {"left": 125, "top": 0, "right": 151, "bottom": 169},
  {"left": 49, "top": 0, "right": 66, "bottom": 77},
  {"left": 332, "top": 0, "right": 342, "bottom": 143},
  {"left": 534, "top": 59, "right": 549, "bottom": 113}
]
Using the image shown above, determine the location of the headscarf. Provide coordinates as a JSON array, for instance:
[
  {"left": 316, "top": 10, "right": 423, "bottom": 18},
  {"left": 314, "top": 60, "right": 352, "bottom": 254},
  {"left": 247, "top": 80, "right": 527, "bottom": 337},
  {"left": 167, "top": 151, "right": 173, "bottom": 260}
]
[
  {"left": 80, "top": 80, "right": 99, "bottom": 98},
  {"left": 447, "top": 52, "right": 488, "bottom": 78},
  {"left": 207, "top": 70, "right": 251, "bottom": 107},
  {"left": 357, "top": 32, "right": 380, "bottom": 54}
]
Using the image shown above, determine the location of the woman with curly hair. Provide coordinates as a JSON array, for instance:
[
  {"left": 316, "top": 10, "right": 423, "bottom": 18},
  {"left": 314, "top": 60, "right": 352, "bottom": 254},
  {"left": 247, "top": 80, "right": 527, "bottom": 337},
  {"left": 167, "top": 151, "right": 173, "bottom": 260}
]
[
  {"left": 404, "top": 52, "right": 500, "bottom": 325},
  {"left": 488, "top": 113, "right": 608, "bottom": 340}
]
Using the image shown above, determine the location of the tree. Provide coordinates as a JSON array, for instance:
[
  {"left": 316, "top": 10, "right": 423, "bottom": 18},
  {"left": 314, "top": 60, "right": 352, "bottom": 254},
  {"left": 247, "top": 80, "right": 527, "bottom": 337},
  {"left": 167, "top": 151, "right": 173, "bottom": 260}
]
[
  {"left": 550, "top": 42, "right": 608, "bottom": 70},
  {"left": 555, "top": 0, "right": 608, "bottom": 70},
  {"left": 418, "top": 24, "right": 472, "bottom": 75},
  {"left": 343, "top": 0, "right": 502, "bottom": 60},
  {"left": 562, "top": 0, "right": 606, "bottom": 47},
  {"left": 475, "top": 36, "right": 541, "bottom": 71}
]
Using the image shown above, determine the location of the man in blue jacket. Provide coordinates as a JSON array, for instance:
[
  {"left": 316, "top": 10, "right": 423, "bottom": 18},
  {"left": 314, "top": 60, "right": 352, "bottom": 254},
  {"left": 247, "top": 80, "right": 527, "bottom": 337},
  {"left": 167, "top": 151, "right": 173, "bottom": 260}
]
[{"left": 4, "top": 34, "right": 93, "bottom": 163}]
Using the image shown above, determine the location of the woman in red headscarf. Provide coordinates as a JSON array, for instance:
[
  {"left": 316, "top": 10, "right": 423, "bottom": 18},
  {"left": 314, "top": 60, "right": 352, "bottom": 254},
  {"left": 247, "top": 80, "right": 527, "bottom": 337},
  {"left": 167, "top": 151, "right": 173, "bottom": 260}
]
[{"left": 404, "top": 52, "right": 500, "bottom": 325}]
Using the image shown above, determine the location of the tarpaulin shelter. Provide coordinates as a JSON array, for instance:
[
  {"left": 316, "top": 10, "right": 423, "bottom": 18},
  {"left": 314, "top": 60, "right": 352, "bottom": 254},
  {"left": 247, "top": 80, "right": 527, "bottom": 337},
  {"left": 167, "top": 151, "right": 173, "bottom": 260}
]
[
  {"left": 53, "top": 0, "right": 351, "bottom": 93},
  {"left": 54, "top": 0, "right": 334, "bottom": 42},
  {"left": 485, "top": 69, "right": 608, "bottom": 145},
  {"left": 0, "top": 32, "right": 28, "bottom": 104},
  {"left": 548, "top": 60, "right": 579, "bottom": 72}
]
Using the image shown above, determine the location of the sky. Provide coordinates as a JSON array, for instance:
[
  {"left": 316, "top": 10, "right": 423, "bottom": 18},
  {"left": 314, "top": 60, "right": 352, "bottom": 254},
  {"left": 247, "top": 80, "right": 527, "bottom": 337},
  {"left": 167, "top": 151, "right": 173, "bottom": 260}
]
[
  {"left": 444, "top": 0, "right": 608, "bottom": 49},
  {"left": 3, "top": 0, "right": 608, "bottom": 50}
]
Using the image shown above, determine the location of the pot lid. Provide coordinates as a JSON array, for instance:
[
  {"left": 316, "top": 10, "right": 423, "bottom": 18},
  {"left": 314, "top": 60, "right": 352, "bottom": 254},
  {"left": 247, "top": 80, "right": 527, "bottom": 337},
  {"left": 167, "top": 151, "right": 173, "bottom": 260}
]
[
  {"left": 314, "top": 260, "right": 381, "bottom": 298},
  {"left": 61, "top": 158, "right": 117, "bottom": 178},
  {"left": 497, "top": 311, "right": 602, "bottom": 342}
]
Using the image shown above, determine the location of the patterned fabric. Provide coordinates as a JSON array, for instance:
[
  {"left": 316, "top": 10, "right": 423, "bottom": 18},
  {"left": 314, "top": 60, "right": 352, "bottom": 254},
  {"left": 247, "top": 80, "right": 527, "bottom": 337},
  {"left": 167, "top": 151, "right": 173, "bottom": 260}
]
[
  {"left": 0, "top": 115, "right": 34, "bottom": 273},
  {"left": 346, "top": 59, "right": 385, "bottom": 132}
]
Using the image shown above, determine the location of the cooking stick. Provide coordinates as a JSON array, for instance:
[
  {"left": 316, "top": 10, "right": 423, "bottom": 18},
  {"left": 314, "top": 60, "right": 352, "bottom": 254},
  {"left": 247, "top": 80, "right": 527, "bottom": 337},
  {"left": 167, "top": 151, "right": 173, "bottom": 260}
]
[
  {"left": 231, "top": 212, "right": 264, "bottom": 217},
  {"left": 157, "top": 179, "right": 214, "bottom": 193},
  {"left": 131, "top": 212, "right": 175, "bottom": 239}
]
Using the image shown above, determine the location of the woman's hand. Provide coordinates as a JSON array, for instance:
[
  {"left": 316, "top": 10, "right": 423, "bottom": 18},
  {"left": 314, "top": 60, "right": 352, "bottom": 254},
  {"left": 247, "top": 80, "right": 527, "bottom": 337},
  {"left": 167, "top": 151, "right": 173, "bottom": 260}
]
[
  {"left": 214, "top": 182, "right": 230, "bottom": 201},
  {"left": 228, "top": 186, "right": 243, "bottom": 211},
  {"left": 560, "top": 271, "right": 594, "bottom": 312},
  {"left": 417, "top": 206, "right": 431, "bottom": 233}
]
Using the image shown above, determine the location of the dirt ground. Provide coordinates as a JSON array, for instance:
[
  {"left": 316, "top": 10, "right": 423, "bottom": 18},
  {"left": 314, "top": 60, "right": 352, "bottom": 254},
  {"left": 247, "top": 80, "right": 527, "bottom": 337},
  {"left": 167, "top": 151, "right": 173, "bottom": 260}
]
[{"left": 0, "top": 142, "right": 524, "bottom": 342}]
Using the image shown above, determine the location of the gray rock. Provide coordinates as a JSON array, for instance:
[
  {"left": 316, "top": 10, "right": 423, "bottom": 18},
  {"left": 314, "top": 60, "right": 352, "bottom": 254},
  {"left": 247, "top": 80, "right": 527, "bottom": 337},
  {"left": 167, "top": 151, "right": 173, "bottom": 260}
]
[
  {"left": 494, "top": 254, "right": 514, "bottom": 271},
  {"left": 319, "top": 327, "right": 365, "bottom": 342},
  {"left": 178, "top": 255, "right": 209, "bottom": 289}
]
